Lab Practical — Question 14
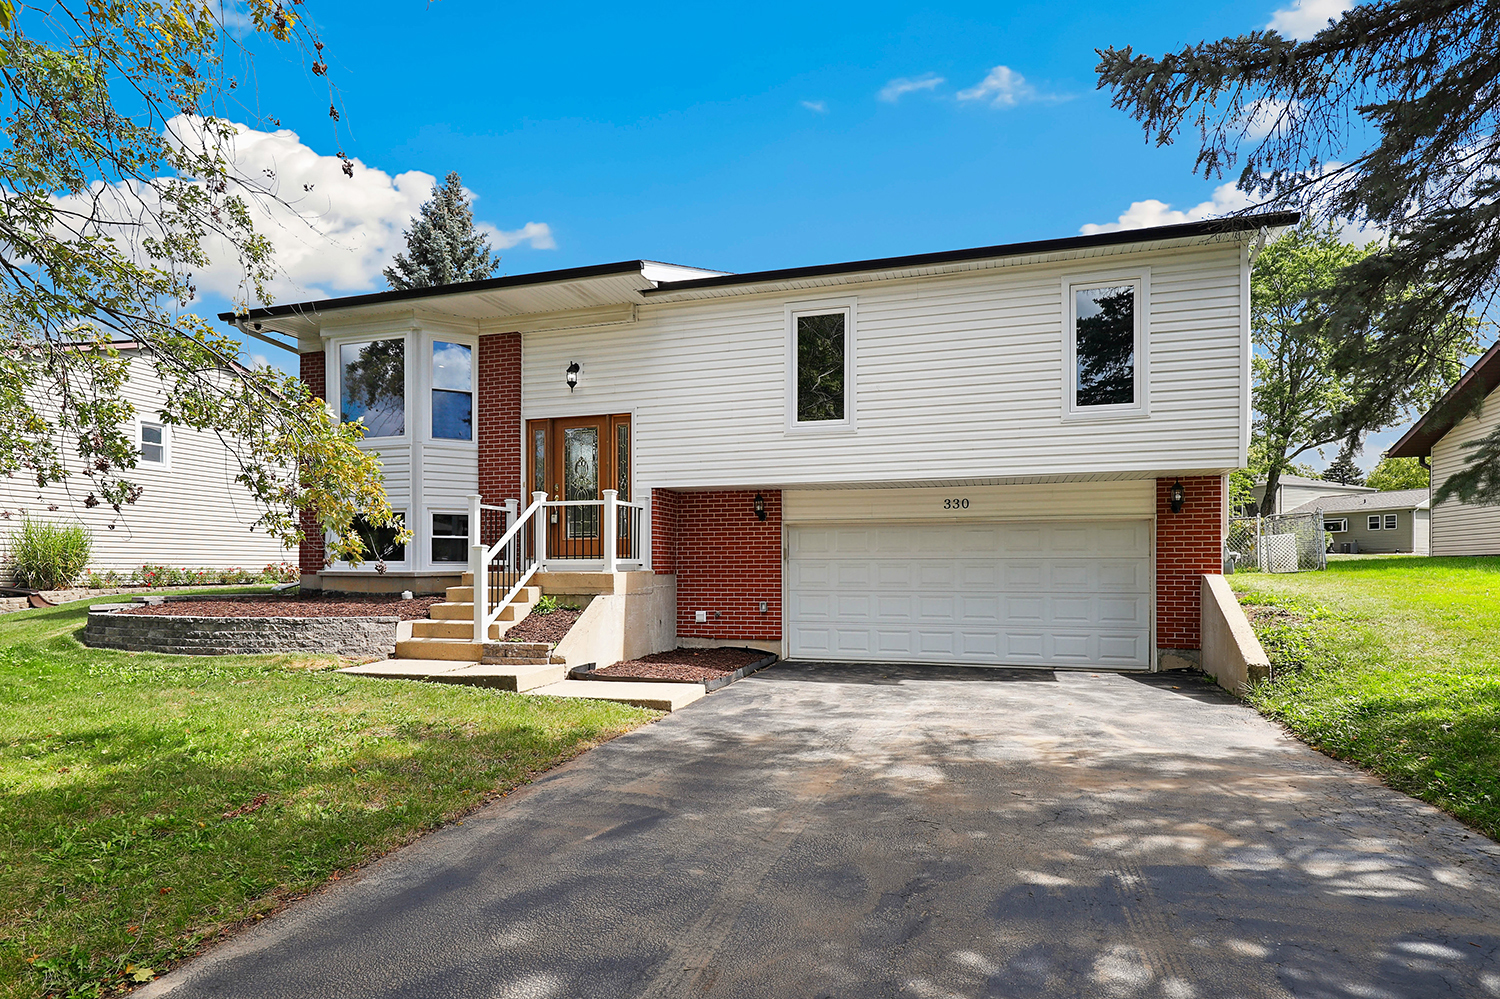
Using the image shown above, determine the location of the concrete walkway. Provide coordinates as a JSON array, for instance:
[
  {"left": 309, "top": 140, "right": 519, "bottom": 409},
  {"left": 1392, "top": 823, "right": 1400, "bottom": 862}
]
[{"left": 140, "top": 662, "right": 1500, "bottom": 999}]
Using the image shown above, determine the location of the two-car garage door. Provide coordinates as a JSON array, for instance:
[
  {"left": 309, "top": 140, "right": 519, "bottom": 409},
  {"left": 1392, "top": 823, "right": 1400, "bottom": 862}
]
[{"left": 786, "top": 520, "right": 1151, "bottom": 667}]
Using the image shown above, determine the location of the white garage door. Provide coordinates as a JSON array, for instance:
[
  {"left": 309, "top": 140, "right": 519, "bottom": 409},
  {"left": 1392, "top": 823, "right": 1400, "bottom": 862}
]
[{"left": 787, "top": 520, "right": 1151, "bottom": 667}]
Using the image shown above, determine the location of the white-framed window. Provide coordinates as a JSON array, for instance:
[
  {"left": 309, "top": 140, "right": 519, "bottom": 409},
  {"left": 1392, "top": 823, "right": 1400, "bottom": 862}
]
[
  {"left": 1062, "top": 270, "right": 1149, "bottom": 420},
  {"left": 1326, "top": 517, "right": 1348, "bottom": 533},
  {"left": 786, "top": 300, "right": 856, "bottom": 432},
  {"left": 138, "top": 420, "right": 170, "bottom": 468},
  {"left": 431, "top": 341, "right": 473, "bottom": 441},
  {"left": 337, "top": 337, "right": 407, "bottom": 438},
  {"left": 1384, "top": 513, "right": 1398, "bottom": 530},
  {"left": 430, "top": 512, "right": 470, "bottom": 564},
  {"left": 1368, "top": 515, "right": 1382, "bottom": 530},
  {"left": 334, "top": 511, "right": 408, "bottom": 568}
]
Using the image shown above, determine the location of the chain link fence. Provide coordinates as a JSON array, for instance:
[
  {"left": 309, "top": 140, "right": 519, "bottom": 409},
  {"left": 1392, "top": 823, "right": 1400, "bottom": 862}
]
[{"left": 1225, "top": 510, "right": 1327, "bottom": 573}]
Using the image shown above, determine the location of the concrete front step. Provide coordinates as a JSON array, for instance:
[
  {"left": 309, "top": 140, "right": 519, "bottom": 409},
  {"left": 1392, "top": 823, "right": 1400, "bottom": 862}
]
[
  {"left": 394, "top": 638, "right": 483, "bottom": 662},
  {"left": 428, "top": 599, "right": 531, "bottom": 622},
  {"left": 338, "top": 659, "right": 564, "bottom": 692},
  {"left": 532, "top": 679, "right": 705, "bottom": 712}
]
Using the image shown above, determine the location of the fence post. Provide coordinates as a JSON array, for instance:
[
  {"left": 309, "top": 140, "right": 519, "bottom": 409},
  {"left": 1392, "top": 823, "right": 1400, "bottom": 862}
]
[
  {"left": 1316, "top": 508, "right": 1327, "bottom": 570},
  {"left": 468, "top": 494, "right": 486, "bottom": 645},
  {"left": 602, "top": 490, "right": 618, "bottom": 574},
  {"left": 532, "top": 491, "right": 549, "bottom": 572}
]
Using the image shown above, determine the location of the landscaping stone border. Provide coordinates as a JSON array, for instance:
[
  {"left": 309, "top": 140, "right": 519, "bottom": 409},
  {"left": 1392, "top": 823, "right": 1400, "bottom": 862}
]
[
  {"left": 83, "top": 600, "right": 397, "bottom": 657},
  {"left": 568, "top": 651, "right": 779, "bottom": 691}
]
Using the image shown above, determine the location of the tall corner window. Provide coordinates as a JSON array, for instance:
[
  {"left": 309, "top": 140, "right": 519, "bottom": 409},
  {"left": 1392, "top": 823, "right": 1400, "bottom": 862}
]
[
  {"left": 139, "top": 421, "right": 168, "bottom": 465},
  {"left": 1069, "top": 278, "right": 1144, "bottom": 414},
  {"left": 793, "top": 309, "right": 849, "bottom": 424},
  {"left": 431, "top": 513, "right": 469, "bottom": 564},
  {"left": 339, "top": 338, "right": 406, "bottom": 437},
  {"left": 432, "top": 341, "right": 473, "bottom": 440}
]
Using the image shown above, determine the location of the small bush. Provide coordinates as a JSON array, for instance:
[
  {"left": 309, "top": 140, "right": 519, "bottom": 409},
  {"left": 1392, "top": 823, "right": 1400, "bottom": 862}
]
[{"left": 7, "top": 517, "right": 93, "bottom": 590}]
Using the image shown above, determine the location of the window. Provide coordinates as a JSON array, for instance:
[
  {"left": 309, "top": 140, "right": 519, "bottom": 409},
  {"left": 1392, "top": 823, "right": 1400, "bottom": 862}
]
[
  {"left": 1326, "top": 518, "right": 1348, "bottom": 533},
  {"left": 1065, "top": 274, "right": 1147, "bottom": 417},
  {"left": 789, "top": 305, "right": 853, "bottom": 427},
  {"left": 1368, "top": 515, "right": 1382, "bottom": 530},
  {"left": 339, "top": 338, "right": 405, "bottom": 437},
  {"left": 1384, "top": 513, "right": 1398, "bottom": 530},
  {"left": 431, "top": 513, "right": 469, "bottom": 564},
  {"left": 432, "top": 341, "right": 473, "bottom": 440},
  {"left": 349, "top": 512, "right": 406, "bottom": 564},
  {"left": 138, "top": 421, "right": 168, "bottom": 465}
]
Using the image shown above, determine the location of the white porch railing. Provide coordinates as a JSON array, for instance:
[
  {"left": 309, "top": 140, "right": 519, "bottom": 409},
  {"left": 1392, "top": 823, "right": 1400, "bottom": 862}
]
[{"left": 468, "top": 490, "right": 651, "bottom": 642}]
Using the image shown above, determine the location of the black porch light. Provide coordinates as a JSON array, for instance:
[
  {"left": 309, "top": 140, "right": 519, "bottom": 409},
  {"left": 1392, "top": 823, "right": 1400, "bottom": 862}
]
[
  {"left": 1170, "top": 479, "right": 1186, "bottom": 514},
  {"left": 753, "top": 492, "right": 767, "bottom": 521},
  {"left": 565, "top": 362, "right": 580, "bottom": 392}
]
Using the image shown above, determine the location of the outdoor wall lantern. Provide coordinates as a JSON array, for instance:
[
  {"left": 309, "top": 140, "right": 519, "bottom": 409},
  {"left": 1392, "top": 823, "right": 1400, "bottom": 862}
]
[
  {"left": 753, "top": 493, "right": 767, "bottom": 522},
  {"left": 1170, "top": 479, "right": 1186, "bottom": 514},
  {"left": 565, "top": 362, "right": 580, "bottom": 392}
]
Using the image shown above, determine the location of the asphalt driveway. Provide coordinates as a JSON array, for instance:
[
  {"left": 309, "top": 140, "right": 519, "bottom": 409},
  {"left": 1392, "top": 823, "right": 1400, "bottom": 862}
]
[{"left": 141, "top": 663, "right": 1500, "bottom": 999}]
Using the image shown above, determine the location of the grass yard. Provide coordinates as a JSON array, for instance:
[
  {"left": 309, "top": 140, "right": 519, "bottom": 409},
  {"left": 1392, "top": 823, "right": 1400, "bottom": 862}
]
[
  {"left": 1231, "top": 555, "right": 1500, "bottom": 842},
  {"left": 0, "top": 594, "right": 658, "bottom": 999}
]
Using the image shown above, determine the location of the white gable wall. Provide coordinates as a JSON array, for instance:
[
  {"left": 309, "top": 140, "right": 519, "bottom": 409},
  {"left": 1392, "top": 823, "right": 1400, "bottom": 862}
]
[{"left": 1430, "top": 388, "right": 1500, "bottom": 556}]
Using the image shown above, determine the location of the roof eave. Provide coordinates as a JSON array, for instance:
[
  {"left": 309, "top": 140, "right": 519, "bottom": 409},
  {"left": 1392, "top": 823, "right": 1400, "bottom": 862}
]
[{"left": 1387, "top": 339, "right": 1500, "bottom": 458}]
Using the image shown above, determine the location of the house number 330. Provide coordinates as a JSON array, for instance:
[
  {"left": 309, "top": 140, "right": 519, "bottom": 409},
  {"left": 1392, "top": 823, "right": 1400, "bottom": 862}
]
[{"left": 943, "top": 498, "right": 970, "bottom": 510}]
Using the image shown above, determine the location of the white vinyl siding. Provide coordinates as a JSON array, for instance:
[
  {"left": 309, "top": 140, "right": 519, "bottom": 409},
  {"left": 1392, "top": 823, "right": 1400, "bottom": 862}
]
[
  {"left": 0, "top": 353, "right": 288, "bottom": 572},
  {"left": 1430, "top": 390, "right": 1500, "bottom": 556},
  {"left": 519, "top": 243, "right": 1248, "bottom": 489},
  {"left": 783, "top": 480, "right": 1155, "bottom": 523}
]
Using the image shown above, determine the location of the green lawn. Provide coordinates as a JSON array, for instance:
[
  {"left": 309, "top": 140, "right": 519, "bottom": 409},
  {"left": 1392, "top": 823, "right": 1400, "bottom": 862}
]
[
  {"left": 1231, "top": 555, "right": 1500, "bottom": 841},
  {"left": 0, "top": 595, "right": 657, "bottom": 999}
]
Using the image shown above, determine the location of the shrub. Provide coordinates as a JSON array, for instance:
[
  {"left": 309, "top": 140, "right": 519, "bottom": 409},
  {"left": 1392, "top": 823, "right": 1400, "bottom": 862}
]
[{"left": 6, "top": 518, "right": 93, "bottom": 590}]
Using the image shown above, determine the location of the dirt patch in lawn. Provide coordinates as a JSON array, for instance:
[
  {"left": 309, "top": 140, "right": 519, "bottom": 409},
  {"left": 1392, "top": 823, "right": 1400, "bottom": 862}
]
[
  {"left": 594, "top": 646, "right": 769, "bottom": 683},
  {"left": 122, "top": 594, "right": 442, "bottom": 621},
  {"left": 503, "top": 608, "right": 583, "bottom": 645}
]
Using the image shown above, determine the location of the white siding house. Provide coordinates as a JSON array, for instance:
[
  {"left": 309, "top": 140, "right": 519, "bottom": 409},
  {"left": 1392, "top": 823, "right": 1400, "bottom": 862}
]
[{"left": 0, "top": 346, "right": 290, "bottom": 576}]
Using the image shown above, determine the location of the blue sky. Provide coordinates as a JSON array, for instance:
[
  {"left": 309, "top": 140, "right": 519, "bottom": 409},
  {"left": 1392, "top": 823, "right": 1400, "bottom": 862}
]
[{"left": 201, "top": 0, "right": 1400, "bottom": 470}]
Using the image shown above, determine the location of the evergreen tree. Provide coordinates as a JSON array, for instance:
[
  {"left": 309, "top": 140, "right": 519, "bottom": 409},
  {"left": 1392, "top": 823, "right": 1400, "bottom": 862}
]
[
  {"left": 1096, "top": 0, "right": 1500, "bottom": 503},
  {"left": 384, "top": 173, "right": 500, "bottom": 290},
  {"left": 1322, "top": 444, "right": 1366, "bottom": 486}
]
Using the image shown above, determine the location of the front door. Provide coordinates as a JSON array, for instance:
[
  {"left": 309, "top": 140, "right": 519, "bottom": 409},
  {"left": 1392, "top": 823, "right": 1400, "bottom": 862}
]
[{"left": 526, "top": 414, "right": 631, "bottom": 560}]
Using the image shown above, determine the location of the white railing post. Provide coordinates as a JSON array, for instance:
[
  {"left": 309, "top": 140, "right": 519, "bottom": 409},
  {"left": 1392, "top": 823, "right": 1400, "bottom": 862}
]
[
  {"left": 640, "top": 495, "right": 651, "bottom": 570},
  {"left": 503, "top": 498, "right": 518, "bottom": 570},
  {"left": 532, "top": 491, "right": 549, "bottom": 572},
  {"left": 468, "top": 494, "right": 486, "bottom": 644},
  {"left": 602, "top": 489, "right": 618, "bottom": 574}
]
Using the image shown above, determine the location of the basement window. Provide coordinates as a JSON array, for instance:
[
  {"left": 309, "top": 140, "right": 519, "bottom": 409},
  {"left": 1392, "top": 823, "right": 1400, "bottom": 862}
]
[{"left": 431, "top": 513, "right": 469, "bottom": 564}]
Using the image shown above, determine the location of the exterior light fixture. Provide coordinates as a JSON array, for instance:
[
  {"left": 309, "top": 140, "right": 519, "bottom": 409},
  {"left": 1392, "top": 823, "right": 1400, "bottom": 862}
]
[
  {"left": 753, "top": 492, "right": 767, "bottom": 521},
  {"left": 1170, "top": 479, "right": 1185, "bottom": 514},
  {"left": 565, "top": 362, "right": 580, "bottom": 392}
]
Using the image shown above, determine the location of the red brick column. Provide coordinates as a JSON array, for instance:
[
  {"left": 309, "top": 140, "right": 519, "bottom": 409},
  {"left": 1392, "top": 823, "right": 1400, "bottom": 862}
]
[
  {"left": 651, "top": 488, "right": 682, "bottom": 576},
  {"left": 1155, "top": 475, "right": 1227, "bottom": 654},
  {"left": 672, "top": 489, "right": 782, "bottom": 642},
  {"left": 298, "top": 350, "right": 327, "bottom": 575},
  {"left": 477, "top": 333, "right": 522, "bottom": 518}
]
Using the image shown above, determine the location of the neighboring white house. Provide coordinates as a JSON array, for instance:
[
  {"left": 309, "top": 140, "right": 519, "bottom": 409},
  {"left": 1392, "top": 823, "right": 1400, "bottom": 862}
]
[
  {"left": 227, "top": 212, "right": 1297, "bottom": 670},
  {"left": 0, "top": 343, "right": 290, "bottom": 575},
  {"left": 1284, "top": 489, "right": 1430, "bottom": 555},
  {"left": 1248, "top": 474, "right": 1376, "bottom": 516},
  {"left": 1387, "top": 340, "right": 1500, "bottom": 556}
]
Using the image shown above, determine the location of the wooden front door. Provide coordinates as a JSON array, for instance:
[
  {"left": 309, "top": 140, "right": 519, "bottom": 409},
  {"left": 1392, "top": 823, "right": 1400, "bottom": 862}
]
[{"left": 526, "top": 414, "right": 631, "bottom": 560}]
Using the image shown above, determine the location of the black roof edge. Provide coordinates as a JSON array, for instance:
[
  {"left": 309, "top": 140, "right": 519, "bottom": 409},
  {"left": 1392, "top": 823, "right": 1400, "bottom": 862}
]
[
  {"left": 643, "top": 211, "right": 1302, "bottom": 295},
  {"left": 1387, "top": 338, "right": 1500, "bottom": 459},
  {"left": 217, "top": 259, "right": 655, "bottom": 323}
]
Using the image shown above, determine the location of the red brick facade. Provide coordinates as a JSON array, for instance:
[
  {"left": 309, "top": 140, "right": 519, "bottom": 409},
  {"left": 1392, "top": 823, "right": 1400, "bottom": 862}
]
[
  {"left": 297, "top": 350, "right": 327, "bottom": 575},
  {"left": 478, "top": 332, "right": 522, "bottom": 510},
  {"left": 652, "top": 489, "right": 781, "bottom": 641},
  {"left": 1155, "top": 475, "right": 1227, "bottom": 651}
]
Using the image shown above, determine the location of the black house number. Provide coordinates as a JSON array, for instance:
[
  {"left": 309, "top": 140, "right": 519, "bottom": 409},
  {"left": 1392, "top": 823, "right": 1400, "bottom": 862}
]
[{"left": 943, "top": 498, "right": 970, "bottom": 510}]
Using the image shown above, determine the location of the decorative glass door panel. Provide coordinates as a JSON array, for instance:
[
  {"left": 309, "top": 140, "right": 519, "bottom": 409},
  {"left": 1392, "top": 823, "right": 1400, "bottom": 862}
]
[
  {"left": 563, "top": 426, "right": 599, "bottom": 543},
  {"left": 527, "top": 414, "right": 630, "bottom": 561}
]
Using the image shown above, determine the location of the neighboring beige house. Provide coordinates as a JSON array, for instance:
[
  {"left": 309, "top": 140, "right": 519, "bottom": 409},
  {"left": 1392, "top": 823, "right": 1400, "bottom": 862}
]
[
  {"left": 1285, "top": 488, "right": 1430, "bottom": 555},
  {"left": 1248, "top": 474, "right": 1376, "bottom": 516},
  {"left": 0, "top": 343, "right": 290, "bottom": 575},
  {"left": 1388, "top": 341, "right": 1500, "bottom": 557}
]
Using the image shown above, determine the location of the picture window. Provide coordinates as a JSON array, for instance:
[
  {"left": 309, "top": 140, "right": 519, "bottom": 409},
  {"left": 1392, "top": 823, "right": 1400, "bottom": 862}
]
[
  {"left": 794, "top": 311, "right": 847, "bottom": 424},
  {"left": 339, "top": 338, "right": 406, "bottom": 437}
]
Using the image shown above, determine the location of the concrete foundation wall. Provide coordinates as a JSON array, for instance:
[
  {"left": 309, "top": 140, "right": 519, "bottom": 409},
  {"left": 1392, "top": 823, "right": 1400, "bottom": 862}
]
[
  {"left": 1200, "top": 574, "right": 1272, "bottom": 696},
  {"left": 553, "top": 573, "right": 677, "bottom": 668}
]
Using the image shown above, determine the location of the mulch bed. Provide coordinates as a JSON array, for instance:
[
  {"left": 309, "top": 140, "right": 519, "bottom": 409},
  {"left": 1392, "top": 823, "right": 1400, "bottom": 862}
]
[
  {"left": 503, "top": 608, "right": 583, "bottom": 645},
  {"left": 122, "top": 594, "right": 442, "bottom": 621},
  {"left": 594, "top": 647, "right": 769, "bottom": 683}
]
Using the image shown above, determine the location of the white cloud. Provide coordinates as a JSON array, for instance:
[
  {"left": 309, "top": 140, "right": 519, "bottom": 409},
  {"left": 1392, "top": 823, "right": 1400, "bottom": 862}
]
[
  {"left": 1080, "top": 182, "right": 1256, "bottom": 234},
  {"left": 52, "top": 116, "right": 554, "bottom": 308},
  {"left": 878, "top": 75, "right": 945, "bottom": 103},
  {"left": 800, "top": 99, "right": 828, "bottom": 113},
  {"left": 1267, "top": 0, "right": 1352, "bottom": 39},
  {"left": 1240, "top": 97, "right": 1302, "bottom": 140},
  {"left": 956, "top": 65, "right": 1065, "bottom": 108}
]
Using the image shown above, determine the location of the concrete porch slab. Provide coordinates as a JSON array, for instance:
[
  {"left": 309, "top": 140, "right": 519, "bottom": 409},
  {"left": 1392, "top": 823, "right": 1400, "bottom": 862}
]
[
  {"left": 338, "top": 659, "right": 468, "bottom": 679},
  {"left": 432, "top": 663, "right": 566, "bottom": 691},
  {"left": 531, "top": 678, "right": 705, "bottom": 712}
]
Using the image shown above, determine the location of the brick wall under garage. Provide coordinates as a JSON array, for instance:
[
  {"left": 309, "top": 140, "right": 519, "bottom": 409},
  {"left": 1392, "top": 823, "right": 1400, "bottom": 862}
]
[
  {"left": 1156, "top": 475, "right": 1227, "bottom": 664},
  {"left": 298, "top": 350, "right": 327, "bottom": 576},
  {"left": 653, "top": 489, "right": 781, "bottom": 643},
  {"left": 83, "top": 604, "right": 398, "bottom": 657}
]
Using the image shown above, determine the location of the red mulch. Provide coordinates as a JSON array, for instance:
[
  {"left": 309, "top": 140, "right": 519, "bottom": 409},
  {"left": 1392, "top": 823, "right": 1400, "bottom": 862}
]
[
  {"left": 503, "top": 608, "right": 583, "bottom": 645},
  {"left": 594, "top": 647, "right": 770, "bottom": 682},
  {"left": 122, "top": 594, "right": 442, "bottom": 621}
]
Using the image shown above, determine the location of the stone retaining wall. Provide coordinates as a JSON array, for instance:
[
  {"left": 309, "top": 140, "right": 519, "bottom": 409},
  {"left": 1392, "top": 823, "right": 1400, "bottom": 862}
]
[{"left": 83, "top": 605, "right": 398, "bottom": 657}]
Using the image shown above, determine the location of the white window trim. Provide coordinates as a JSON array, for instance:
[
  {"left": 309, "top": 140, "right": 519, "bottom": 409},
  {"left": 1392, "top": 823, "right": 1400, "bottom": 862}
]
[
  {"left": 136, "top": 417, "right": 172, "bottom": 470},
  {"left": 428, "top": 335, "right": 479, "bottom": 447},
  {"left": 1368, "top": 515, "right": 1382, "bottom": 530},
  {"left": 329, "top": 509, "right": 410, "bottom": 572},
  {"left": 426, "top": 508, "right": 472, "bottom": 569},
  {"left": 327, "top": 331, "right": 413, "bottom": 444},
  {"left": 1384, "top": 513, "right": 1399, "bottom": 530},
  {"left": 1326, "top": 517, "right": 1348, "bottom": 533},
  {"left": 1061, "top": 268, "right": 1150, "bottom": 422},
  {"left": 785, "top": 299, "right": 857, "bottom": 434}
]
